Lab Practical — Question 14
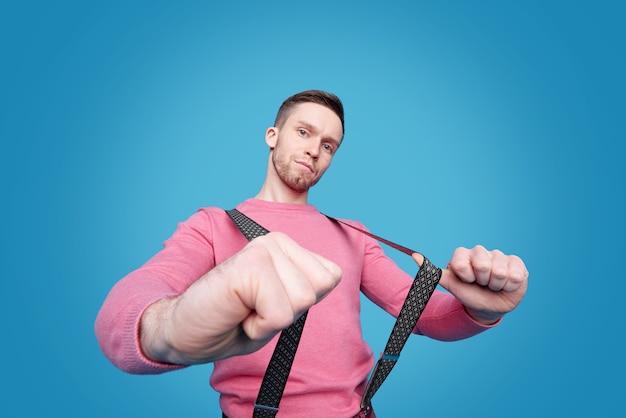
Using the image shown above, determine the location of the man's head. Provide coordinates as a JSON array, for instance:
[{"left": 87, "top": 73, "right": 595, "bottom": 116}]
[
  {"left": 259, "top": 90, "right": 344, "bottom": 201},
  {"left": 274, "top": 90, "right": 344, "bottom": 138}
]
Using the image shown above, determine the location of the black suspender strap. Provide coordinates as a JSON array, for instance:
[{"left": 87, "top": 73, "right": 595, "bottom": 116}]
[
  {"left": 226, "top": 209, "right": 307, "bottom": 418},
  {"left": 323, "top": 217, "right": 442, "bottom": 413},
  {"left": 225, "top": 209, "right": 442, "bottom": 416},
  {"left": 359, "top": 256, "right": 440, "bottom": 411}
]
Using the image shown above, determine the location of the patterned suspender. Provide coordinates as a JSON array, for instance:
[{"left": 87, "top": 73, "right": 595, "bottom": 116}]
[{"left": 225, "top": 209, "right": 441, "bottom": 416}]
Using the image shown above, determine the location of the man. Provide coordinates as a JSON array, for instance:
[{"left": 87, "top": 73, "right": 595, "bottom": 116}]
[{"left": 95, "top": 90, "right": 528, "bottom": 417}]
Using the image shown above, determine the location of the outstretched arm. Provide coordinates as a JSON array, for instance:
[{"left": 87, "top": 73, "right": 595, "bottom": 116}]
[{"left": 140, "top": 232, "right": 343, "bottom": 365}]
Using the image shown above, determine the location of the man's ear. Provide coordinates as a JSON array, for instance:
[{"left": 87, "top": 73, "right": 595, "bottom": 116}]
[{"left": 265, "top": 126, "right": 279, "bottom": 149}]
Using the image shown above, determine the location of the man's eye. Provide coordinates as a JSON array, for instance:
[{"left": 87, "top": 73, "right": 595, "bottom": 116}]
[
  {"left": 298, "top": 129, "right": 307, "bottom": 136},
  {"left": 322, "top": 144, "right": 334, "bottom": 154}
]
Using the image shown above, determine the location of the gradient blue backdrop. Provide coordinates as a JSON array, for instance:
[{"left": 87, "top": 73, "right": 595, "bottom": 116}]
[{"left": 2, "top": 1, "right": 624, "bottom": 416}]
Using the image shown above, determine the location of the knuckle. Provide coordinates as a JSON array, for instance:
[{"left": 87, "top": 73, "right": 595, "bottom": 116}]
[
  {"left": 491, "top": 266, "right": 509, "bottom": 280},
  {"left": 491, "top": 248, "right": 505, "bottom": 257},
  {"left": 240, "top": 242, "right": 271, "bottom": 266},
  {"left": 265, "top": 231, "right": 291, "bottom": 244},
  {"left": 472, "top": 244, "right": 487, "bottom": 253},
  {"left": 315, "top": 264, "right": 343, "bottom": 292},
  {"left": 325, "top": 262, "right": 343, "bottom": 283},
  {"left": 511, "top": 270, "right": 527, "bottom": 285},
  {"left": 453, "top": 246, "right": 470, "bottom": 257},
  {"left": 293, "top": 290, "right": 317, "bottom": 309},
  {"left": 473, "top": 260, "right": 491, "bottom": 274}
]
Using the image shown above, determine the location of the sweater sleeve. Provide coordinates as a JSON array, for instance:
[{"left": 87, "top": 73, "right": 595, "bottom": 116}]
[
  {"left": 94, "top": 210, "right": 217, "bottom": 374},
  {"left": 358, "top": 225, "right": 497, "bottom": 341}
]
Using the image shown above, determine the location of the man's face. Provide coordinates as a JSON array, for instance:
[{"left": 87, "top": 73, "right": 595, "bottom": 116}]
[{"left": 267, "top": 102, "right": 343, "bottom": 193}]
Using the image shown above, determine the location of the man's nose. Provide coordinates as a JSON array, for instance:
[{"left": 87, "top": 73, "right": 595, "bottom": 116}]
[{"left": 305, "top": 140, "right": 320, "bottom": 158}]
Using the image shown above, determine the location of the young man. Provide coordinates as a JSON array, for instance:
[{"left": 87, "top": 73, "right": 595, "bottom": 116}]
[{"left": 95, "top": 90, "right": 528, "bottom": 417}]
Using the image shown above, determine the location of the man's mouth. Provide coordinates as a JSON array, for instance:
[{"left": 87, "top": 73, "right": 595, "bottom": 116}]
[{"left": 296, "top": 161, "right": 314, "bottom": 173}]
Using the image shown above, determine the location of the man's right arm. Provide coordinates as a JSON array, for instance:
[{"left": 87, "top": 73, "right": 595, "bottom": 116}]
[{"left": 139, "top": 232, "right": 342, "bottom": 365}]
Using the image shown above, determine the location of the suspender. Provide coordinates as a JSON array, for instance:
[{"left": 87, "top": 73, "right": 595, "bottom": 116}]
[
  {"left": 225, "top": 209, "right": 304, "bottom": 418},
  {"left": 225, "top": 209, "right": 442, "bottom": 416}
]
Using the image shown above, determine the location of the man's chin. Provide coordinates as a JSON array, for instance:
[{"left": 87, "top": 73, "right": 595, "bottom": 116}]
[{"left": 287, "top": 180, "right": 315, "bottom": 194}]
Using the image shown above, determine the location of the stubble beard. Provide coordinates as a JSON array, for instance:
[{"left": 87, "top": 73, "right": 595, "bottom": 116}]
[{"left": 271, "top": 149, "right": 320, "bottom": 193}]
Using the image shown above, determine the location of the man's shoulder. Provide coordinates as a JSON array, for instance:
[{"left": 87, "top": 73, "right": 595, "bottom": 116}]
[{"left": 174, "top": 206, "right": 238, "bottom": 232}]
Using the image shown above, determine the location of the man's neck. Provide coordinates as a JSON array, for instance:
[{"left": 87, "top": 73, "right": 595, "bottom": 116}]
[{"left": 255, "top": 183, "right": 309, "bottom": 205}]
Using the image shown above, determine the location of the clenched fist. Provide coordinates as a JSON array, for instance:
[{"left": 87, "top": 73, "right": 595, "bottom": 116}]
[{"left": 140, "top": 232, "right": 342, "bottom": 365}]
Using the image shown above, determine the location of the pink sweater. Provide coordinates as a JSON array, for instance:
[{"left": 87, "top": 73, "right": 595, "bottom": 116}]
[{"left": 95, "top": 199, "right": 493, "bottom": 416}]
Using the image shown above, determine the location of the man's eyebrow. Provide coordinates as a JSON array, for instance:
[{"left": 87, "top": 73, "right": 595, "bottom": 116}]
[{"left": 296, "top": 120, "right": 317, "bottom": 131}]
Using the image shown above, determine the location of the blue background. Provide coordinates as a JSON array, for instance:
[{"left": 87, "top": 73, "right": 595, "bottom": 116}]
[{"left": 2, "top": 1, "right": 624, "bottom": 416}]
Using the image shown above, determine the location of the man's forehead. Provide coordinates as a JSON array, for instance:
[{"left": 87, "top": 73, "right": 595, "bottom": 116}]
[{"left": 286, "top": 103, "right": 343, "bottom": 134}]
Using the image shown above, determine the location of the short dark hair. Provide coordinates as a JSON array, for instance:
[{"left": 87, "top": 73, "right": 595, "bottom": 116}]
[{"left": 274, "top": 90, "right": 345, "bottom": 134}]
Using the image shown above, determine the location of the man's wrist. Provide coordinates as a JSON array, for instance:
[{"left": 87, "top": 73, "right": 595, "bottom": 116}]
[{"left": 464, "top": 306, "right": 503, "bottom": 326}]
